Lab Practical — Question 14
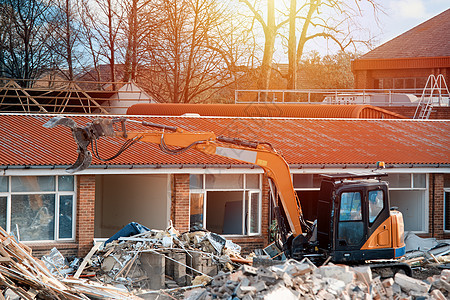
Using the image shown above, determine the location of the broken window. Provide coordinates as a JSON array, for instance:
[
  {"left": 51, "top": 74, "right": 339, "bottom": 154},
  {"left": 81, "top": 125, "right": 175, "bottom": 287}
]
[
  {"left": 0, "top": 176, "right": 75, "bottom": 241},
  {"left": 190, "top": 193, "right": 205, "bottom": 231},
  {"left": 189, "top": 174, "right": 261, "bottom": 235},
  {"left": 11, "top": 194, "right": 56, "bottom": 241}
]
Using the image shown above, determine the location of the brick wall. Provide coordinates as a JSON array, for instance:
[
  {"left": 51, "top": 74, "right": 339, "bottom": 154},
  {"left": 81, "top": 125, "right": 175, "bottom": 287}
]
[
  {"left": 172, "top": 174, "right": 190, "bottom": 233},
  {"left": 429, "top": 174, "right": 444, "bottom": 239},
  {"left": 261, "top": 175, "right": 270, "bottom": 246},
  {"left": 30, "top": 243, "right": 79, "bottom": 258},
  {"left": 230, "top": 236, "right": 265, "bottom": 255},
  {"left": 76, "top": 175, "right": 96, "bottom": 256}
]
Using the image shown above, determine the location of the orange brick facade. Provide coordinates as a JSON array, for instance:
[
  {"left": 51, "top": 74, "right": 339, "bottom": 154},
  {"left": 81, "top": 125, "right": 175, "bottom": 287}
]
[
  {"left": 171, "top": 174, "right": 190, "bottom": 233},
  {"left": 352, "top": 57, "right": 450, "bottom": 90},
  {"left": 429, "top": 174, "right": 445, "bottom": 238},
  {"left": 76, "top": 175, "right": 96, "bottom": 256}
]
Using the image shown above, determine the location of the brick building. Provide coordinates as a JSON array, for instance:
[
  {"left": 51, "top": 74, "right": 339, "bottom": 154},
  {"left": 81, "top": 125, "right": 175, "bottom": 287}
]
[
  {"left": 0, "top": 110, "right": 449, "bottom": 257},
  {"left": 352, "top": 9, "right": 450, "bottom": 90}
]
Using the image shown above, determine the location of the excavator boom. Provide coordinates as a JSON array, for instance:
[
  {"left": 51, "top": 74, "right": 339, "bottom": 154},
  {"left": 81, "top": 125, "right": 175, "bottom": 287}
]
[{"left": 44, "top": 117, "right": 306, "bottom": 237}]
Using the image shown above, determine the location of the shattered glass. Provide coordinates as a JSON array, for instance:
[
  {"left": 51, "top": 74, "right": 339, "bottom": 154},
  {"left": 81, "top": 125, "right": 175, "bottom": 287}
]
[{"left": 11, "top": 194, "right": 55, "bottom": 241}]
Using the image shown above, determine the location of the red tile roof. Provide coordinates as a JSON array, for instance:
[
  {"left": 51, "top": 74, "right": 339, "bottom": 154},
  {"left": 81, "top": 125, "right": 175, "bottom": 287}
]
[
  {"left": 359, "top": 9, "right": 450, "bottom": 60},
  {"left": 127, "top": 103, "right": 406, "bottom": 119},
  {"left": 0, "top": 114, "right": 448, "bottom": 168}
]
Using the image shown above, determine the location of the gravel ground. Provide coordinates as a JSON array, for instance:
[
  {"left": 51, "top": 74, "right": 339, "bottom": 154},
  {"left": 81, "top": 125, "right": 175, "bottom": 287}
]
[{"left": 412, "top": 265, "right": 447, "bottom": 280}]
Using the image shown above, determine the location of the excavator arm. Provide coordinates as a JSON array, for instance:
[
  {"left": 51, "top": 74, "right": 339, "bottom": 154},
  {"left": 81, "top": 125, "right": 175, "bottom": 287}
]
[{"left": 44, "top": 117, "right": 306, "bottom": 237}]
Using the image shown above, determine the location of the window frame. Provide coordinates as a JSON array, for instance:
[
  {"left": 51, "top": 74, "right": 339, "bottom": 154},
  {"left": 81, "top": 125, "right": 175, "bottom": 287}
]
[
  {"left": 368, "top": 189, "right": 385, "bottom": 224},
  {"left": 387, "top": 173, "right": 428, "bottom": 233},
  {"left": 0, "top": 175, "right": 76, "bottom": 242},
  {"left": 189, "top": 174, "right": 262, "bottom": 236},
  {"left": 444, "top": 188, "right": 450, "bottom": 232},
  {"left": 337, "top": 191, "right": 365, "bottom": 247},
  {"left": 338, "top": 191, "right": 363, "bottom": 222}
]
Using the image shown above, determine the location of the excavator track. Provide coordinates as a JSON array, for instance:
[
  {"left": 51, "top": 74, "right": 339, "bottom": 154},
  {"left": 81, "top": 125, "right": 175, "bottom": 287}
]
[{"left": 368, "top": 261, "right": 412, "bottom": 278}]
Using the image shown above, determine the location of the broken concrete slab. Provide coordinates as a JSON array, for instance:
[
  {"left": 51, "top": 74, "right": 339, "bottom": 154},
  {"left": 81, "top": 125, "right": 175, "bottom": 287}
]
[
  {"left": 313, "top": 264, "right": 355, "bottom": 284},
  {"left": 140, "top": 252, "right": 165, "bottom": 290},
  {"left": 394, "top": 272, "right": 431, "bottom": 293}
]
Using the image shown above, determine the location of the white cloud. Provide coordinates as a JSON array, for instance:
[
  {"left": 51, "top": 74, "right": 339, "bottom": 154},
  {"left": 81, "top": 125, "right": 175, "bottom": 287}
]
[{"left": 389, "top": 0, "right": 431, "bottom": 19}]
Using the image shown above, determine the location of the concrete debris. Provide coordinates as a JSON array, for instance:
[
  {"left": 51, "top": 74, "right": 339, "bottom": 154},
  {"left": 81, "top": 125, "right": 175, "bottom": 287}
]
[
  {"left": 180, "top": 259, "right": 450, "bottom": 300},
  {"left": 85, "top": 228, "right": 246, "bottom": 294},
  {"left": 400, "top": 233, "right": 450, "bottom": 280},
  {"left": 3, "top": 222, "right": 450, "bottom": 299}
]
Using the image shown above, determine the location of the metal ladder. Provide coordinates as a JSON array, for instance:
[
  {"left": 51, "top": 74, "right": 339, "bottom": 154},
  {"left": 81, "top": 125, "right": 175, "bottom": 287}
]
[{"left": 414, "top": 74, "right": 450, "bottom": 119}]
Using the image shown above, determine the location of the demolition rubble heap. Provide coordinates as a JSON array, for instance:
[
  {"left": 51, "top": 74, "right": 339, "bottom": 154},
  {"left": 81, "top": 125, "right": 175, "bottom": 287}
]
[
  {"left": 0, "top": 227, "right": 142, "bottom": 299},
  {"left": 0, "top": 224, "right": 450, "bottom": 299},
  {"left": 183, "top": 260, "right": 450, "bottom": 300}
]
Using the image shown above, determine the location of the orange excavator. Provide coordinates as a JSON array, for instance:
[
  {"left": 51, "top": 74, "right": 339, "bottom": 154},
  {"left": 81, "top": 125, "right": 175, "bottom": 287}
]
[{"left": 44, "top": 117, "right": 410, "bottom": 274}]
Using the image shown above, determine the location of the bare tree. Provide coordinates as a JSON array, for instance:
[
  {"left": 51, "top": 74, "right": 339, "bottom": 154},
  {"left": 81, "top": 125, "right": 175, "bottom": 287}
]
[
  {"left": 287, "top": 0, "right": 381, "bottom": 90},
  {"left": 0, "top": 0, "right": 55, "bottom": 86},
  {"left": 238, "top": 0, "right": 289, "bottom": 91},
  {"left": 45, "top": 0, "right": 81, "bottom": 81},
  {"left": 78, "top": 0, "right": 125, "bottom": 88},
  {"left": 121, "top": 0, "right": 160, "bottom": 83},
  {"left": 238, "top": 0, "right": 380, "bottom": 91},
  {"left": 140, "top": 0, "right": 240, "bottom": 103}
]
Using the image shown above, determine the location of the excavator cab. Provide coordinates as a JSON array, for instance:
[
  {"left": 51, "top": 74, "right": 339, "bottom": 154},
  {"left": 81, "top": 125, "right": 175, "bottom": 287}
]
[{"left": 316, "top": 173, "right": 406, "bottom": 263}]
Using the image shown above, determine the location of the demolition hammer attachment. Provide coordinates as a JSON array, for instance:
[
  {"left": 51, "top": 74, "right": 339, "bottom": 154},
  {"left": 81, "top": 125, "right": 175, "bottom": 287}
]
[{"left": 43, "top": 117, "right": 117, "bottom": 173}]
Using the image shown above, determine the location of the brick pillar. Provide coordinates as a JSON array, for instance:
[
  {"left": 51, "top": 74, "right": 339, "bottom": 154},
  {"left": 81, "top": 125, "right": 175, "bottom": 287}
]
[
  {"left": 429, "top": 174, "right": 444, "bottom": 239},
  {"left": 261, "top": 174, "right": 270, "bottom": 246},
  {"left": 171, "top": 174, "right": 190, "bottom": 233},
  {"left": 76, "top": 175, "right": 95, "bottom": 256}
]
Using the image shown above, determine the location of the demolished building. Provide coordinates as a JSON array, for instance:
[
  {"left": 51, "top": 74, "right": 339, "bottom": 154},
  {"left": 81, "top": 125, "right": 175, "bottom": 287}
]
[{"left": 0, "top": 112, "right": 449, "bottom": 258}]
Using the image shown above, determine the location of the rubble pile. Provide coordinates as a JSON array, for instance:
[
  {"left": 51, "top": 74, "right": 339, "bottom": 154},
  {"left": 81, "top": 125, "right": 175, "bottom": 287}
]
[
  {"left": 2, "top": 223, "right": 450, "bottom": 299},
  {"left": 0, "top": 227, "right": 142, "bottom": 299},
  {"left": 84, "top": 227, "right": 245, "bottom": 293},
  {"left": 401, "top": 242, "right": 450, "bottom": 270},
  {"left": 182, "top": 260, "right": 450, "bottom": 300}
]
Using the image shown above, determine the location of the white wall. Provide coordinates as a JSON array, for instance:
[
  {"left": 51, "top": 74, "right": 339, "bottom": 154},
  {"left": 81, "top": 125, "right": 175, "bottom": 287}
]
[
  {"left": 390, "top": 190, "right": 427, "bottom": 232},
  {"left": 94, "top": 174, "right": 170, "bottom": 238}
]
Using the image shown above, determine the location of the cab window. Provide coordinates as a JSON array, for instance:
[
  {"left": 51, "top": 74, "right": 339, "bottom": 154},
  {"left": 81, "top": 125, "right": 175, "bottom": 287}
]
[
  {"left": 339, "top": 192, "right": 362, "bottom": 221},
  {"left": 368, "top": 190, "right": 384, "bottom": 223},
  {"left": 338, "top": 191, "right": 364, "bottom": 246}
]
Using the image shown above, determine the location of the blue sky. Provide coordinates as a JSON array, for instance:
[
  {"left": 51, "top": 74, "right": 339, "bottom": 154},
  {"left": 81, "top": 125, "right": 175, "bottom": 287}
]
[
  {"left": 272, "top": 0, "right": 449, "bottom": 60},
  {"left": 376, "top": 0, "right": 448, "bottom": 45}
]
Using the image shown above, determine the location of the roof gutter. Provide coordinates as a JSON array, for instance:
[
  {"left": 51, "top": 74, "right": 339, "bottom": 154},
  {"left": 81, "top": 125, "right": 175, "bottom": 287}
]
[{"left": 2, "top": 163, "right": 449, "bottom": 171}]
